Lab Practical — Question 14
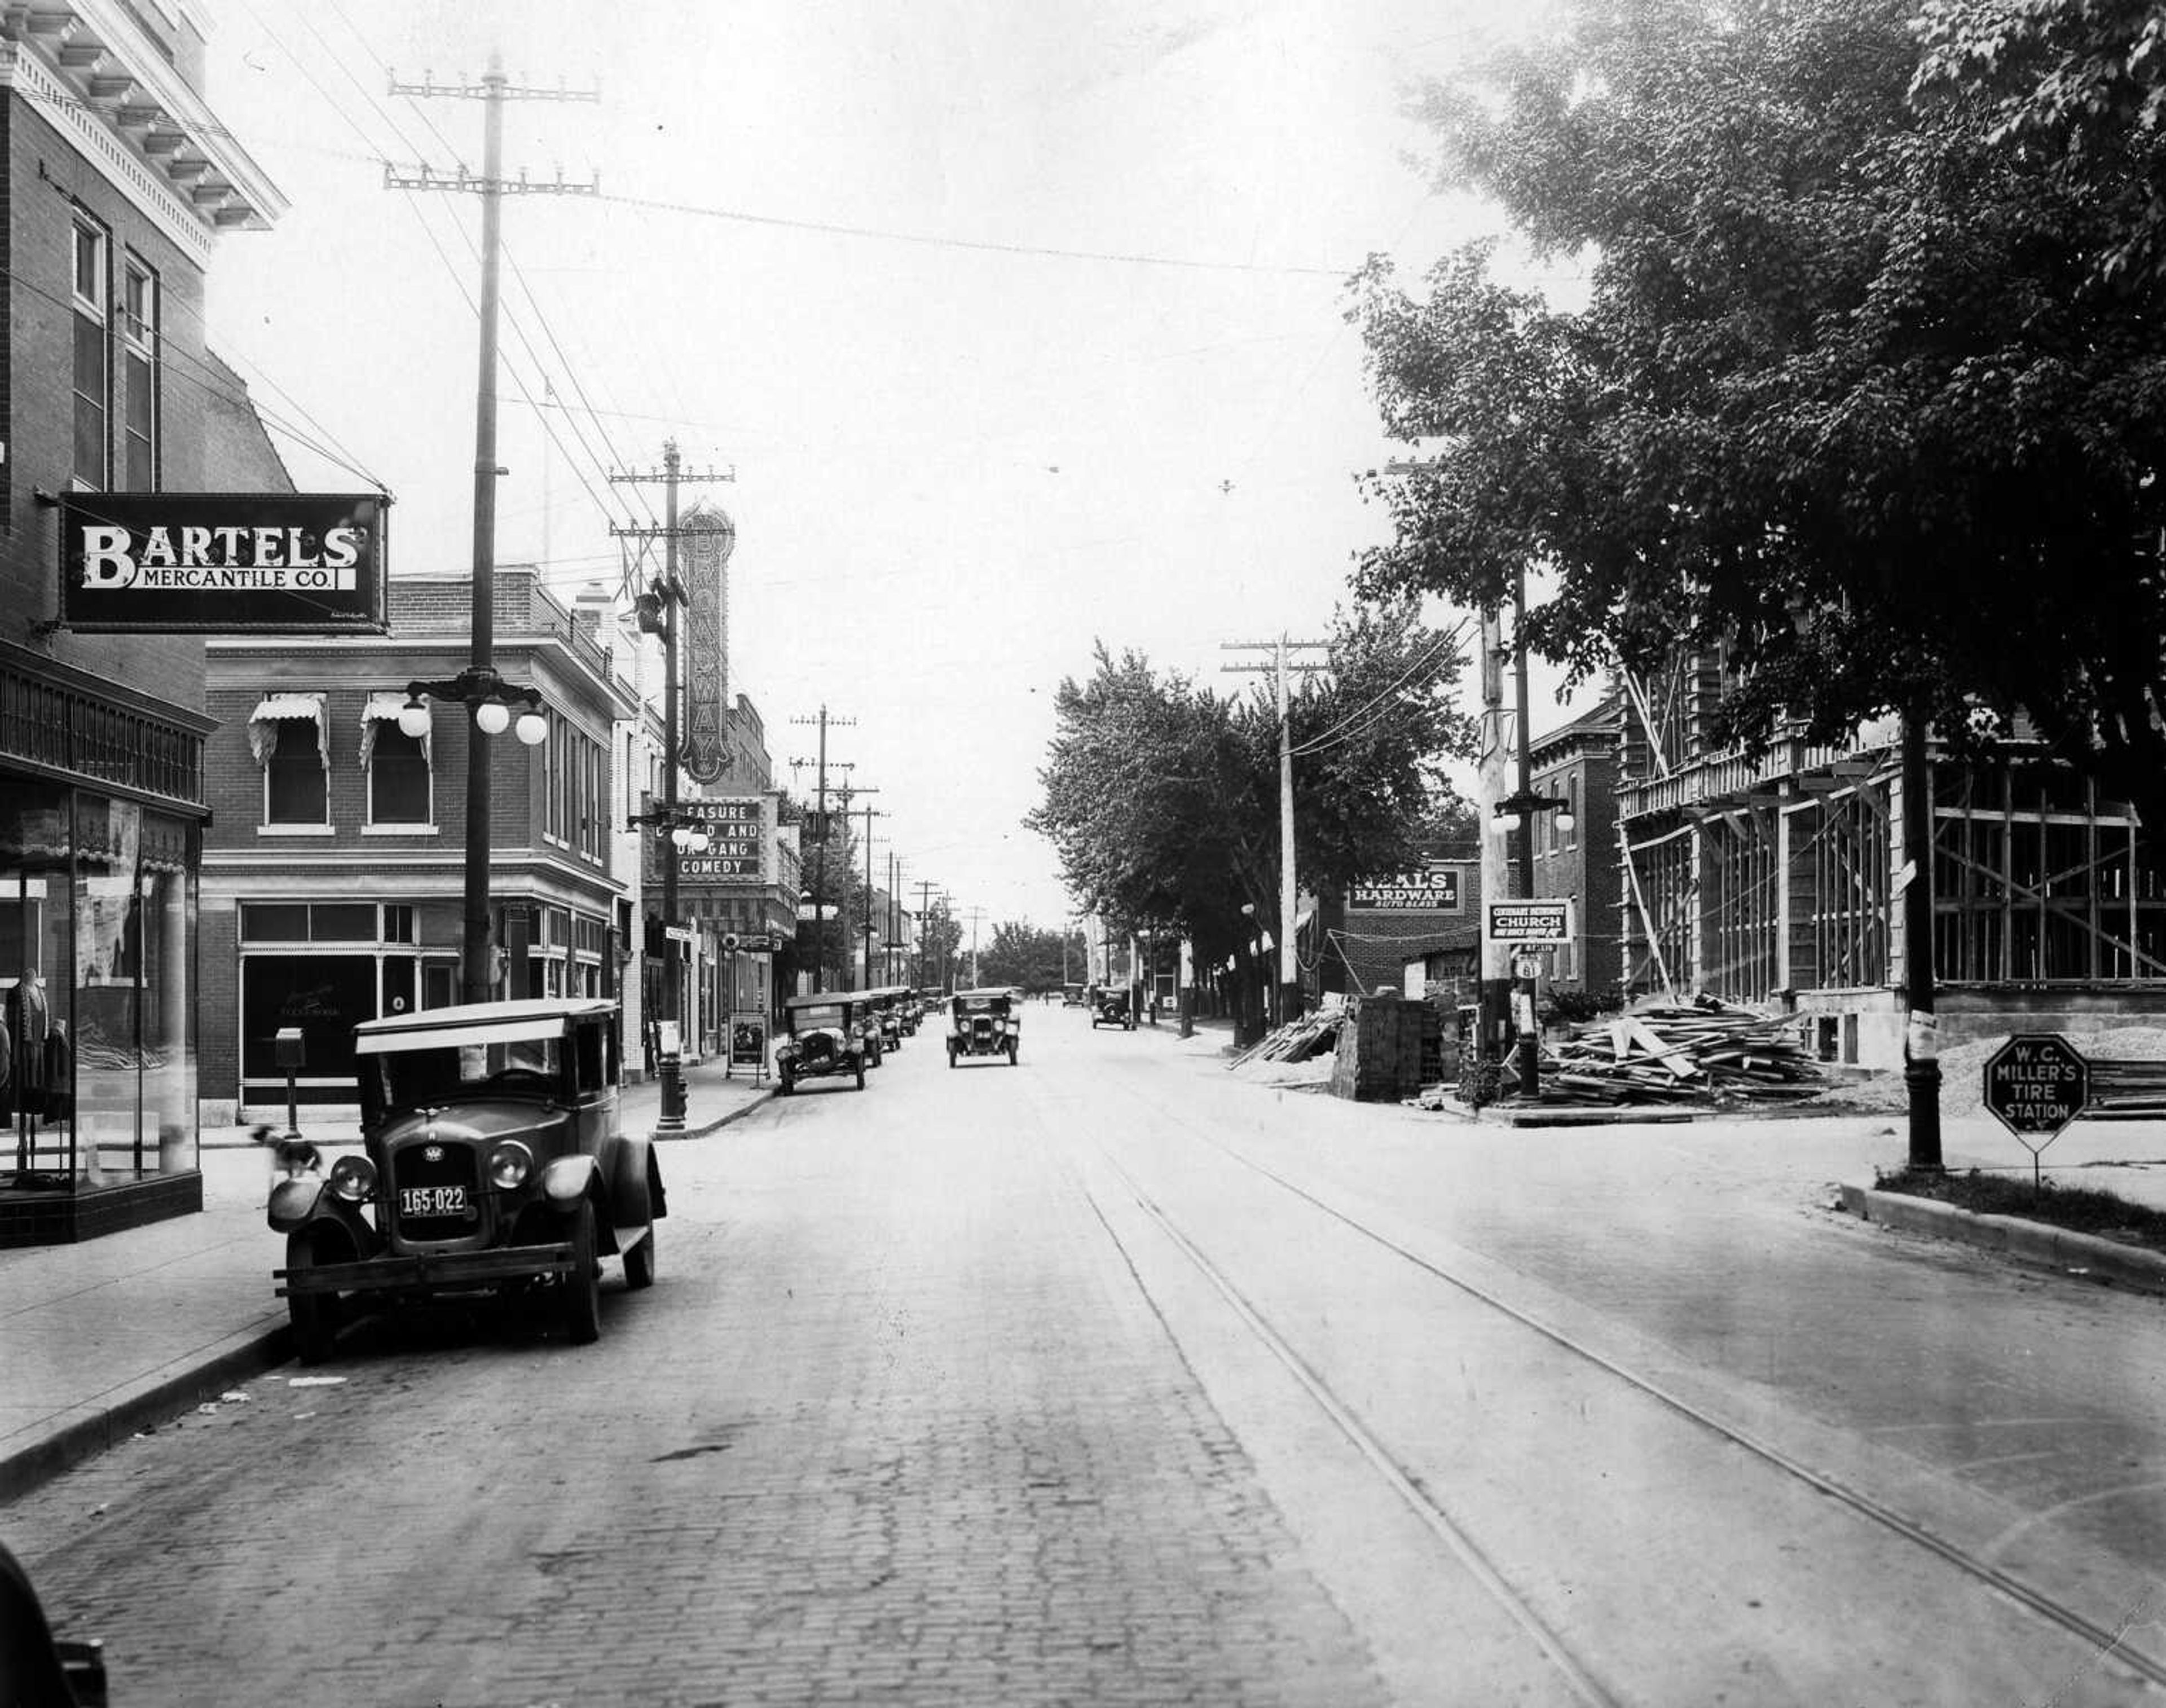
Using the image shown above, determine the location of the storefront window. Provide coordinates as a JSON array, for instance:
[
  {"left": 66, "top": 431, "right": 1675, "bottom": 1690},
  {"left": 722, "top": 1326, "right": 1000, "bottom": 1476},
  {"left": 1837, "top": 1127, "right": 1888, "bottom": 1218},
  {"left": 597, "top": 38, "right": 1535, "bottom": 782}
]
[
  {"left": 0, "top": 788, "right": 196, "bottom": 1191},
  {"left": 3, "top": 787, "right": 72, "bottom": 1185}
]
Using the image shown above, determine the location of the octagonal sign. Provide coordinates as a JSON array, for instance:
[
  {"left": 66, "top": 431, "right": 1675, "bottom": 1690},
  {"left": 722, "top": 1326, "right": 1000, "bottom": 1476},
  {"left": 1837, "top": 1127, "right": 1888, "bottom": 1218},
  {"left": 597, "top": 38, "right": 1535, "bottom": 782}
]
[{"left": 1982, "top": 1033, "right": 2089, "bottom": 1139}]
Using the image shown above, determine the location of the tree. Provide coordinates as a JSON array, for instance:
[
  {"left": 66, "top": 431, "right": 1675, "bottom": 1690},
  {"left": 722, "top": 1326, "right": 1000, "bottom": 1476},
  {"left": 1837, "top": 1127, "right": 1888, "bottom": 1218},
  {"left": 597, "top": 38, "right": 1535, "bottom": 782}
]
[
  {"left": 1029, "top": 607, "right": 1473, "bottom": 966},
  {"left": 1915, "top": 0, "right": 2166, "bottom": 285},
  {"left": 1349, "top": 0, "right": 2166, "bottom": 823},
  {"left": 975, "top": 921, "right": 1077, "bottom": 993}
]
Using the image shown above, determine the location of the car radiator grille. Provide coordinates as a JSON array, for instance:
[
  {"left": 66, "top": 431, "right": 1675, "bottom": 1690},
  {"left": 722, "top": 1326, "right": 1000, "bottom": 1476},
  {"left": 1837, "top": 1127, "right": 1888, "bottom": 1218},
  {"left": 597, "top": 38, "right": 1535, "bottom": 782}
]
[{"left": 392, "top": 1143, "right": 482, "bottom": 1241}]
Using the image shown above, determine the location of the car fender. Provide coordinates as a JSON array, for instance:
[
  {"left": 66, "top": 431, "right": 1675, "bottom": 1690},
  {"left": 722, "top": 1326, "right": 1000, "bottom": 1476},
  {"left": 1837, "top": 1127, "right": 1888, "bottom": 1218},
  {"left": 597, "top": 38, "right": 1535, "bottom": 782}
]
[
  {"left": 266, "top": 1176, "right": 324, "bottom": 1232},
  {"left": 543, "top": 1152, "right": 601, "bottom": 1210},
  {"left": 608, "top": 1134, "right": 665, "bottom": 1225}
]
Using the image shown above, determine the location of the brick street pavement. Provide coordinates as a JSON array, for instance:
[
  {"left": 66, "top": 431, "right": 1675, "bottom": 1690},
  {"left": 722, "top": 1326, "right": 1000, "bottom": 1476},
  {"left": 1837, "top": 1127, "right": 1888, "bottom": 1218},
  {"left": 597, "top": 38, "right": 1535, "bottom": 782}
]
[{"left": 0, "top": 1045, "right": 1392, "bottom": 1707}]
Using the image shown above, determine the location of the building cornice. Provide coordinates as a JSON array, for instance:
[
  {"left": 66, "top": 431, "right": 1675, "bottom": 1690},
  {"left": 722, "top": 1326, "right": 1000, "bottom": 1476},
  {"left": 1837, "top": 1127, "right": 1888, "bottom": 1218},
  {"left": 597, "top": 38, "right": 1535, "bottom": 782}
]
[{"left": 0, "top": 0, "right": 284, "bottom": 266}]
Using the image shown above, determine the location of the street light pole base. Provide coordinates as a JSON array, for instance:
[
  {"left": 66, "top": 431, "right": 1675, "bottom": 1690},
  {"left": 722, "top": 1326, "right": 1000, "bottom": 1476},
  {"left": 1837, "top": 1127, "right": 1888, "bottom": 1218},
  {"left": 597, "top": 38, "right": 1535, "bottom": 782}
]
[{"left": 655, "top": 1063, "right": 688, "bottom": 1135}]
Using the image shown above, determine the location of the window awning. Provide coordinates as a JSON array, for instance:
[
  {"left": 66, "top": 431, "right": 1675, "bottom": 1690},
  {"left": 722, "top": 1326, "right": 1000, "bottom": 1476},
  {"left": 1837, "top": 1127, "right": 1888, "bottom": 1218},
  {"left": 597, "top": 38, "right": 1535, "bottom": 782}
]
[
  {"left": 359, "top": 690, "right": 430, "bottom": 768},
  {"left": 246, "top": 691, "right": 327, "bottom": 767}
]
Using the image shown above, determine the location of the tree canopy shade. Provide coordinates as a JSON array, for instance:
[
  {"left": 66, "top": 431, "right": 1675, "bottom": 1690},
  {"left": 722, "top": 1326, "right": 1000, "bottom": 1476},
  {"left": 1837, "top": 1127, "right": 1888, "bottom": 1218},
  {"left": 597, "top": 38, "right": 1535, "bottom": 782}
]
[
  {"left": 1915, "top": 0, "right": 2166, "bottom": 286},
  {"left": 975, "top": 922, "right": 1086, "bottom": 994},
  {"left": 1027, "top": 606, "right": 1473, "bottom": 962},
  {"left": 1349, "top": 0, "right": 2166, "bottom": 823}
]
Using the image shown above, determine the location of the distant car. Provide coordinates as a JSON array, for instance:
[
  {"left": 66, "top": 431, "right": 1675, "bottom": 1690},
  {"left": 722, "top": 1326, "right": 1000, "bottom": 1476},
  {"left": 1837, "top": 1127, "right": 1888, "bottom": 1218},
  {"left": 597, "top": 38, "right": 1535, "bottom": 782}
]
[
  {"left": 776, "top": 992, "right": 870, "bottom": 1094},
  {"left": 1062, "top": 984, "right": 1086, "bottom": 1007},
  {"left": 268, "top": 998, "right": 663, "bottom": 1363},
  {"left": 1090, "top": 985, "right": 1136, "bottom": 1031},
  {"left": 866, "top": 985, "right": 908, "bottom": 1053},
  {"left": 948, "top": 988, "right": 1020, "bottom": 1067}
]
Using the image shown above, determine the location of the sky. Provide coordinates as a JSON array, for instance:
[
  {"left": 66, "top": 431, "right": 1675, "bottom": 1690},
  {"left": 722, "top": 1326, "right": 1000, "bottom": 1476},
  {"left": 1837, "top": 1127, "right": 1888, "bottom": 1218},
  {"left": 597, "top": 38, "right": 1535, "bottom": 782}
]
[{"left": 197, "top": 0, "right": 1578, "bottom": 928}]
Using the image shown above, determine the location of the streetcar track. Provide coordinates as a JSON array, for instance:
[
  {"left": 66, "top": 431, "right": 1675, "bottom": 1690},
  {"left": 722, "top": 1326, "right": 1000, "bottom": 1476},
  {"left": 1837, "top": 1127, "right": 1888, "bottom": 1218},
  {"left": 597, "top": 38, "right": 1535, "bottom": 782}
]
[
  {"left": 1066, "top": 1055, "right": 2166, "bottom": 1693},
  {"left": 1077, "top": 1142, "right": 1627, "bottom": 1708}
]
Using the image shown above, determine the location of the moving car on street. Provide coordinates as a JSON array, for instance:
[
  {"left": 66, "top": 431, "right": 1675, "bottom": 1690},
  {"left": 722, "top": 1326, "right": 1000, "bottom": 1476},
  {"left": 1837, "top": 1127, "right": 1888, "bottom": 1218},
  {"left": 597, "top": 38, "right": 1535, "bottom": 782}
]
[
  {"left": 267, "top": 997, "right": 664, "bottom": 1362},
  {"left": 776, "top": 992, "right": 871, "bottom": 1094},
  {"left": 949, "top": 988, "right": 1020, "bottom": 1067}
]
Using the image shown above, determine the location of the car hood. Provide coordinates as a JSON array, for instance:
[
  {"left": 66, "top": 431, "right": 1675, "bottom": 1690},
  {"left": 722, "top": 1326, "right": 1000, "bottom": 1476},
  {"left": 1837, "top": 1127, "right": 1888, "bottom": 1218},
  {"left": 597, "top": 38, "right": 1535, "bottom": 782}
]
[
  {"left": 376, "top": 1102, "right": 567, "bottom": 1150},
  {"left": 784, "top": 1026, "right": 851, "bottom": 1048}
]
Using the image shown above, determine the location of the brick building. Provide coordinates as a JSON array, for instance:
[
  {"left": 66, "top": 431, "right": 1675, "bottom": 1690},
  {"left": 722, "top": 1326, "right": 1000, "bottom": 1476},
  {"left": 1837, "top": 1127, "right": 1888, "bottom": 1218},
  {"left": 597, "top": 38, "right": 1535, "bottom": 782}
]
[
  {"left": 201, "top": 571, "right": 636, "bottom": 1120},
  {"left": 0, "top": 2, "right": 285, "bottom": 1244},
  {"left": 1527, "top": 692, "right": 1624, "bottom": 1000},
  {"left": 1326, "top": 855, "right": 1485, "bottom": 1004}
]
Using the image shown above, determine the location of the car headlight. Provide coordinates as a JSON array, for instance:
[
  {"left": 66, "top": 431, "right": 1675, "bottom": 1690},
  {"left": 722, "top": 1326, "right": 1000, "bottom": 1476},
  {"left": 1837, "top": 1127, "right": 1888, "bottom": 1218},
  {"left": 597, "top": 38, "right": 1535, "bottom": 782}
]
[
  {"left": 993, "top": 1019, "right": 1007, "bottom": 1033},
  {"left": 487, "top": 1140, "right": 535, "bottom": 1190},
  {"left": 328, "top": 1154, "right": 378, "bottom": 1203}
]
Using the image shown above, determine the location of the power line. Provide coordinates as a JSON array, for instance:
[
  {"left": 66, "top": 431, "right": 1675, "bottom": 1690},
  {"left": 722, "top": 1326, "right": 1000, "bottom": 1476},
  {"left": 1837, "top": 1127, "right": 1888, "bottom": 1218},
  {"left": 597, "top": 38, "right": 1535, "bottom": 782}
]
[
  {"left": 1288, "top": 619, "right": 1471, "bottom": 758},
  {"left": 597, "top": 191, "right": 1358, "bottom": 278}
]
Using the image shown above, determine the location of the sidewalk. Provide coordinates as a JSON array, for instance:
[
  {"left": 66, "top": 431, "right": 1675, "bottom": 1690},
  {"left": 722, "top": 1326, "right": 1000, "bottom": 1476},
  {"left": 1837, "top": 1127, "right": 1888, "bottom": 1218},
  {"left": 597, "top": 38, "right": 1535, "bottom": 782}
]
[{"left": 0, "top": 1058, "right": 774, "bottom": 1503}]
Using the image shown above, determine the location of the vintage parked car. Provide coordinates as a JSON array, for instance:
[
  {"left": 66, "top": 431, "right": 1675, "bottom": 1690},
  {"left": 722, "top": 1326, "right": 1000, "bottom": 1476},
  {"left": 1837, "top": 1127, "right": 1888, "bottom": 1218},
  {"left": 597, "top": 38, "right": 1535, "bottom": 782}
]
[
  {"left": 867, "top": 985, "right": 908, "bottom": 1052},
  {"left": 776, "top": 992, "right": 870, "bottom": 1093},
  {"left": 268, "top": 998, "right": 663, "bottom": 1363},
  {"left": 1090, "top": 984, "right": 1136, "bottom": 1030},
  {"left": 948, "top": 987, "right": 1020, "bottom": 1067},
  {"left": 1062, "top": 983, "right": 1086, "bottom": 1007}
]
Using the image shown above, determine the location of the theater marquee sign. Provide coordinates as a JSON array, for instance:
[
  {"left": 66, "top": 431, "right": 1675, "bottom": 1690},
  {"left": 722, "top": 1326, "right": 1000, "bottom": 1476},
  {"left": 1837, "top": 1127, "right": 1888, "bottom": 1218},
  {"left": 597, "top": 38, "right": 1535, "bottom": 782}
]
[{"left": 59, "top": 492, "right": 388, "bottom": 633}]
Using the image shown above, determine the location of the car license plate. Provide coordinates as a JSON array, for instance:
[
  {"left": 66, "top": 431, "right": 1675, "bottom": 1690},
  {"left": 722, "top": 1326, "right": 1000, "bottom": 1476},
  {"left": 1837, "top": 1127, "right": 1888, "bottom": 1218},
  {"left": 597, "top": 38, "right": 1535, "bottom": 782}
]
[{"left": 400, "top": 1184, "right": 468, "bottom": 1216}]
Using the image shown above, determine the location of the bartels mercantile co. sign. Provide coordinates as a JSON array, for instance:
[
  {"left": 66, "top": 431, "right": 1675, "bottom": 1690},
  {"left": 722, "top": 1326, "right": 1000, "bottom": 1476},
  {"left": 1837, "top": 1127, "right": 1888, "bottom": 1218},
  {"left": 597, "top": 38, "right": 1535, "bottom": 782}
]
[{"left": 59, "top": 492, "right": 388, "bottom": 633}]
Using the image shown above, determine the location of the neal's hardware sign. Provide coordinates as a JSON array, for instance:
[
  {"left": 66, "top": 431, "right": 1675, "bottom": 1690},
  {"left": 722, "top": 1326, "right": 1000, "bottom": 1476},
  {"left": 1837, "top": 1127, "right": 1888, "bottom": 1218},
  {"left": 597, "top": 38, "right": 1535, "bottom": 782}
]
[
  {"left": 1350, "top": 868, "right": 1462, "bottom": 911},
  {"left": 59, "top": 492, "right": 388, "bottom": 633}
]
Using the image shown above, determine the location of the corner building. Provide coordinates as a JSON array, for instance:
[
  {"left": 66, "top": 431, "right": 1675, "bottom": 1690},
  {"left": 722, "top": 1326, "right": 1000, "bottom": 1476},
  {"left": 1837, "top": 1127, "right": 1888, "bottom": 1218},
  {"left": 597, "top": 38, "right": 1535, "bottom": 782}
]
[
  {"left": 0, "top": 2, "right": 284, "bottom": 1245},
  {"left": 201, "top": 571, "right": 637, "bottom": 1122}
]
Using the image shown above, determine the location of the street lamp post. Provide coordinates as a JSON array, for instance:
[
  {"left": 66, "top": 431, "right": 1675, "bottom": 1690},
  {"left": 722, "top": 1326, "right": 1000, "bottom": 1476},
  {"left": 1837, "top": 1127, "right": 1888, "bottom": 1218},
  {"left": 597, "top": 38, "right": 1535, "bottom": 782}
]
[{"left": 398, "top": 677, "right": 549, "bottom": 1003}]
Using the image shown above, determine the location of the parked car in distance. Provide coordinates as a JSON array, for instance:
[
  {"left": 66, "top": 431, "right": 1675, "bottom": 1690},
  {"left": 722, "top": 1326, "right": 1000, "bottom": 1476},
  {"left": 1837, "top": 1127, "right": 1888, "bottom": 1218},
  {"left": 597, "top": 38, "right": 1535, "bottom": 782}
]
[
  {"left": 1062, "top": 983, "right": 1086, "bottom": 1007},
  {"left": 949, "top": 988, "right": 1020, "bottom": 1067},
  {"left": 1090, "top": 984, "right": 1136, "bottom": 1030},
  {"left": 776, "top": 992, "right": 870, "bottom": 1094},
  {"left": 866, "top": 985, "right": 908, "bottom": 1053},
  {"left": 268, "top": 997, "right": 663, "bottom": 1363}
]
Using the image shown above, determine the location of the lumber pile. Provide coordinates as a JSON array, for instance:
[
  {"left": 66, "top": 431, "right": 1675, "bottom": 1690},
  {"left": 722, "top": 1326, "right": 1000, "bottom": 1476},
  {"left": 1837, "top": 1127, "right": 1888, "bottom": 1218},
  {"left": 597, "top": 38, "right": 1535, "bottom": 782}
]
[
  {"left": 1229, "top": 1001, "right": 1344, "bottom": 1070},
  {"left": 1537, "top": 997, "right": 1825, "bottom": 1106}
]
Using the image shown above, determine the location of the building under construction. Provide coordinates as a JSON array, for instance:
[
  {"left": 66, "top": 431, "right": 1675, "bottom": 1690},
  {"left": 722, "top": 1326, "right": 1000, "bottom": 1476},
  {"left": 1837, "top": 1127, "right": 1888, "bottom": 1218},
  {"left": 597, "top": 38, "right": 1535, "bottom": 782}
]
[{"left": 1614, "top": 654, "right": 2166, "bottom": 1069}]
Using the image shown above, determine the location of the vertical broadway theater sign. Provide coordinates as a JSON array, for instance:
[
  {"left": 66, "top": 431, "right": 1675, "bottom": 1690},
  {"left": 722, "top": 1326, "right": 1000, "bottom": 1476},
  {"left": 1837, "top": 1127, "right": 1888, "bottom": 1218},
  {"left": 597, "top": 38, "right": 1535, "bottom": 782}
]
[{"left": 59, "top": 493, "right": 388, "bottom": 633}]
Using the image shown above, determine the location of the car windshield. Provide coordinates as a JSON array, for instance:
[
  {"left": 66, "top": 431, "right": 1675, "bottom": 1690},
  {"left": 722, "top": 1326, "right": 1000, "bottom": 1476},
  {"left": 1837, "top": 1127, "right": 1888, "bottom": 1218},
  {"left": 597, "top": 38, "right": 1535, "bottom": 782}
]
[
  {"left": 790, "top": 1003, "right": 848, "bottom": 1032},
  {"left": 369, "top": 1035, "right": 563, "bottom": 1112}
]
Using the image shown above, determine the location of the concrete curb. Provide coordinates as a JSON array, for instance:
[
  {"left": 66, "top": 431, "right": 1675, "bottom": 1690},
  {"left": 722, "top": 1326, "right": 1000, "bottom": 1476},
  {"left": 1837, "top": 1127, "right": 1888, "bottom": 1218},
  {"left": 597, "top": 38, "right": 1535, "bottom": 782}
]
[
  {"left": 2, "top": 1095, "right": 776, "bottom": 1504},
  {"left": 653, "top": 1087, "right": 777, "bottom": 1142},
  {"left": 1839, "top": 1182, "right": 2166, "bottom": 1297},
  {"left": 0, "top": 1317, "right": 290, "bottom": 1504}
]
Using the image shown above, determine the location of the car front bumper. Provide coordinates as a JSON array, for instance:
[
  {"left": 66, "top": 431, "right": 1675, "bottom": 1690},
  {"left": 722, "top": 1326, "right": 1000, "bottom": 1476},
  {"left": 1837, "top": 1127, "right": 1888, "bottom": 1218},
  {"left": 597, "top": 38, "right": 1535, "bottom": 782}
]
[{"left": 276, "top": 1240, "right": 576, "bottom": 1297}]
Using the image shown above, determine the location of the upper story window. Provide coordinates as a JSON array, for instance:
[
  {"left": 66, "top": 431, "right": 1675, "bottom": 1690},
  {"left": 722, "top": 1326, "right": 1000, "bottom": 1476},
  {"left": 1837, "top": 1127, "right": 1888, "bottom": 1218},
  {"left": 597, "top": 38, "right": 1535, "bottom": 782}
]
[
  {"left": 120, "top": 257, "right": 159, "bottom": 492},
  {"left": 248, "top": 693, "right": 329, "bottom": 827},
  {"left": 72, "top": 217, "right": 108, "bottom": 489},
  {"left": 361, "top": 693, "right": 432, "bottom": 826}
]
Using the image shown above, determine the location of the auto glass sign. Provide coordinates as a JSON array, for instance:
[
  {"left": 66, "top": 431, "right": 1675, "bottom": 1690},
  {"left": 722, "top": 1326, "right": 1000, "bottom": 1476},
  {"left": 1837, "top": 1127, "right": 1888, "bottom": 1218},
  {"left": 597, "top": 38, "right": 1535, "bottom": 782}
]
[{"left": 59, "top": 492, "right": 388, "bottom": 633}]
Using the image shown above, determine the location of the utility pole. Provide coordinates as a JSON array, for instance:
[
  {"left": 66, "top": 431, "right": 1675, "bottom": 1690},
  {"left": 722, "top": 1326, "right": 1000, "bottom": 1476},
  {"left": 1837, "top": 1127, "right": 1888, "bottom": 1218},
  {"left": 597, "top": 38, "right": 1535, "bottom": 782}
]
[
  {"left": 914, "top": 880, "right": 944, "bottom": 991},
  {"left": 1491, "top": 564, "right": 1575, "bottom": 1100},
  {"left": 855, "top": 800, "right": 888, "bottom": 990},
  {"left": 388, "top": 55, "right": 597, "bottom": 1005},
  {"left": 1222, "top": 634, "right": 1327, "bottom": 1036},
  {"left": 611, "top": 442, "right": 734, "bottom": 1134},
  {"left": 788, "top": 709, "right": 855, "bottom": 992},
  {"left": 963, "top": 905, "right": 987, "bottom": 988}
]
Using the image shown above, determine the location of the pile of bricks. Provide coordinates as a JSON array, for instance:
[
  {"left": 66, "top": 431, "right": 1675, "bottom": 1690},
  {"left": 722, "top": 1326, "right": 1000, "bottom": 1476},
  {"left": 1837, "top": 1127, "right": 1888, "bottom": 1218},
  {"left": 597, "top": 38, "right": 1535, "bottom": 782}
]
[{"left": 1328, "top": 994, "right": 1443, "bottom": 1103}]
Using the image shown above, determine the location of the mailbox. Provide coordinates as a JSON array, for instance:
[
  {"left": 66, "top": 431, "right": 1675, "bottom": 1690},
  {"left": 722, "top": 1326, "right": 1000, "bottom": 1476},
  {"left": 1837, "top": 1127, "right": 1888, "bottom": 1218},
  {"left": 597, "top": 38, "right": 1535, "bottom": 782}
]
[{"left": 273, "top": 1027, "right": 306, "bottom": 1071}]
